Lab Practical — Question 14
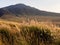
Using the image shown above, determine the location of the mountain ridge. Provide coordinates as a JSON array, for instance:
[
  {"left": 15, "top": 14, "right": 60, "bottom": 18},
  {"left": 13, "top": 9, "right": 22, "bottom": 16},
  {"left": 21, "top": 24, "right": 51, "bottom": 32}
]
[
  {"left": 0, "top": 4, "right": 60, "bottom": 22},
  {"left": 0, "top": 4, "right": 60, "bottom": 17}
]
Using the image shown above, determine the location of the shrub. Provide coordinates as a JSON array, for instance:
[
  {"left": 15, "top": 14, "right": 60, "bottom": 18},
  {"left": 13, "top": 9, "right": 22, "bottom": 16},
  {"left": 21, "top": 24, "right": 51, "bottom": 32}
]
[
  {"left": 0, "top": 27, "right": 21, "bottom": 45},
  {"left": 20, "top": 26, "right": 54, "bottom": 45},
  {"left": 0, "top": 28, "right": 11, "bottom": 45}
]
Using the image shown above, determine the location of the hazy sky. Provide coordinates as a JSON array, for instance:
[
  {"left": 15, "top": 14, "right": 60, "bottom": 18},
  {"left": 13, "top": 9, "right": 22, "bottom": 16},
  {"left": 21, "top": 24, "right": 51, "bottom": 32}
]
[{"left": 0, "top": 0, "right": 60, "bottom": 13}]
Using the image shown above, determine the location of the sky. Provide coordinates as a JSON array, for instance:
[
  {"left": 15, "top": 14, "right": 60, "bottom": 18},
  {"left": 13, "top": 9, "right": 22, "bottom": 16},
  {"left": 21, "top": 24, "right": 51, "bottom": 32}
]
[{"left": 0, "top": 0, "right": 60, "bottom": 13}]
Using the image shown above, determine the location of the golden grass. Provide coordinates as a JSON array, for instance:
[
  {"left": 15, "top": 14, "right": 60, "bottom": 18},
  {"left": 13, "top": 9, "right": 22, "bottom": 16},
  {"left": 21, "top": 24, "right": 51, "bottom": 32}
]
[{"left": 0, "top": 20, "right": 60, "bottom": 45}]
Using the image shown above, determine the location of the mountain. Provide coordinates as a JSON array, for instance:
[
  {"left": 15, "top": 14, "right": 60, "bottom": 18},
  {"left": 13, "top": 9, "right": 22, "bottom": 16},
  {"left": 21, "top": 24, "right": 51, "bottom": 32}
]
[
  {"left": 0, "top": 4, "right": 60, "bottom": 16},
  {"left": 0, "top": 4, "right": 60, "bottom": 22}
]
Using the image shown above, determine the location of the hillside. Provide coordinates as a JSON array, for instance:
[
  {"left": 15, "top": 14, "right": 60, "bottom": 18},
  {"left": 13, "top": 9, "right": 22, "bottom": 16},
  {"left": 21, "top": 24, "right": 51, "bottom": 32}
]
[
  {"left": 0, "top": 4, "right": 60, "bottom": 23},
  {"left": 0, "top": 4, "right": 60, "bottom": 16}
]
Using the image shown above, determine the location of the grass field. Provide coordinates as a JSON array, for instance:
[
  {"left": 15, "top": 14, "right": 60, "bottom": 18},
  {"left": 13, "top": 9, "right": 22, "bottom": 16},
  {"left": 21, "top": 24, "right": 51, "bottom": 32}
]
[{"left": 0, "top": 20, "right": 60, "bottom": 45}]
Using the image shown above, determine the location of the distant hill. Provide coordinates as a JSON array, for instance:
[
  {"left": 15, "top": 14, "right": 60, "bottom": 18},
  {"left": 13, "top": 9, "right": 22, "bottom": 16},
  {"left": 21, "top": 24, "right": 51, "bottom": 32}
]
[
  {"left": 0, "top": 4, "right": 60, "bottom": 22},
  {"left": 0, "top": 4, "right": 60, "bottom": 16}
]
